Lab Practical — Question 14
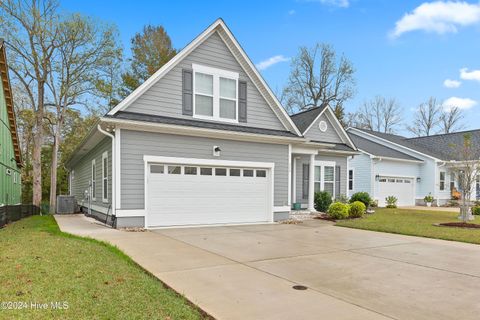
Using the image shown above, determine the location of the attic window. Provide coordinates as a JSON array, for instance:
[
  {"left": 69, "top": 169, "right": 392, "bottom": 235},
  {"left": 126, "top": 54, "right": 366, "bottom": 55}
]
[{"left": 192, "top": 64, "right": 238, "bottom": 123}]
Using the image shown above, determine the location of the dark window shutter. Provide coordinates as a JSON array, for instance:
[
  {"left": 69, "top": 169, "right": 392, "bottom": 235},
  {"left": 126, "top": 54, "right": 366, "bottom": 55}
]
[
  {"left": 335, "top": 166, "right": 341, "bottom": 198},
  {"left": 302, "top": 164, "right": 309, "bottom": 200},
  {"left": 182, "top": 69, "right": 193, "bottom": 116},
  {"left": 238, "top": 80, "right": 247, "bottom": 122}
]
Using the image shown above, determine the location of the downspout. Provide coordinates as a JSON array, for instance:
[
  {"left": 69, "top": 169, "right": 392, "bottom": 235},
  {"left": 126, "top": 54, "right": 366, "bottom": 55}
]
[{"left": 97, "top": 124, "right": 116, "bottom": 220}]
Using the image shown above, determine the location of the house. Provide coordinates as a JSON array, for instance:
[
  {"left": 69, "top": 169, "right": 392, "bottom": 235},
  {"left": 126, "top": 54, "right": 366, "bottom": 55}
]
[
  {"left": 66, "top": 19, "right": 358, "bottom": 228},
  {"left": 347, "top": 127, "right": 480, "bottom": 207},
  {"left": 0, "top": 39, "right": 22, "bottom": 206}
]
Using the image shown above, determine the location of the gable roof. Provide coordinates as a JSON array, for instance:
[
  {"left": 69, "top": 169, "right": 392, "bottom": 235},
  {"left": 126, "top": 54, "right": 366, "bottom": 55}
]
[
  {"left": 290, "top": 105, "right": 328, "bottom": 133},
  {"left": 0, "top": 39, "right": 22, "bottom": 167},
  {"left": 350, "top": 128, "right": 480, "bottom": 161},
  {"left": 107, "top": 18, "right": 301, "bottom": 136},
  {"left": 348, "top": 132, "right": 422, "bottom": 162}
]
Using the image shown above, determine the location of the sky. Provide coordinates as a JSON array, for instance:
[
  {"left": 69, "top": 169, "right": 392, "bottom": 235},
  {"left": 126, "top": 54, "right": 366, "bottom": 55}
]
[{"left": 62, "top": 0, "right": 480, "bottom": 136}]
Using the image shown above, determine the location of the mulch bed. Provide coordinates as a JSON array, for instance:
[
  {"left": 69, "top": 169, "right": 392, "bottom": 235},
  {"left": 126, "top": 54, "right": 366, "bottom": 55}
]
[
  {"left": 436, "top": 222, "right": 480, "bottom": 229},
  {"left": 314, "top": 214, "right": 337, "bottom": 222}
]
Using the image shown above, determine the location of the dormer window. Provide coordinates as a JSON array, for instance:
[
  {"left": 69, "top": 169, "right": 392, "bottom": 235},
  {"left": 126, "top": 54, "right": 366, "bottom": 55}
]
[{"left": 193, "top": 64, "right": 238, "bottom": 123}]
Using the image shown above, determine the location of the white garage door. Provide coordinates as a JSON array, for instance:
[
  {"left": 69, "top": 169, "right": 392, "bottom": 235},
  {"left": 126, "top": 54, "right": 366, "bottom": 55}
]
[
  {"left": 146, "top": 162, "right": 272, "bottom": 227},
  {"left": 378, "top": 176, "right": 415, "bottom": 207}
]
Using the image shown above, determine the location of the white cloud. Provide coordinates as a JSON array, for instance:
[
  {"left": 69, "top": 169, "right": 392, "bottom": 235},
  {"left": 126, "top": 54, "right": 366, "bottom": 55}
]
[
  {"left": 390, "top": 1, "right": 480, "bottom": 38},
  {"left": 303, "top": 0, "right": 350, "bottom": 8},
  {"left": 443, "top": 79, "right": 461, "bottom": 88},
  {"left": 442, "top": 96, "right": 477, "bottom": 111},
  {"left": 288, "top": 9, "right": 296, "bottom": 15},
  {"left": 460, "top": 68, "right": 480, "bottom": 82},
  {"left": 255, "top": 55, "right": 290, "bottom": 71}
]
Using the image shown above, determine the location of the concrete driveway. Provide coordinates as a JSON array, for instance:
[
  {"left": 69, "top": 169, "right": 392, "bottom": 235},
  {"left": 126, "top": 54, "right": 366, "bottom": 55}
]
[{"left": 56, "top": 215, "right": 480, "bottom": 320}]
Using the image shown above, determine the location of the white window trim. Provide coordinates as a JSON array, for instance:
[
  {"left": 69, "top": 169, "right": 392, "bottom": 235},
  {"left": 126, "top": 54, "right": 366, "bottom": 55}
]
[
  {"left": 91, "top": 159, "right": 96, "bottom": 201},
  {"left": 314, "top": 161, "right": 336, "bottom": 197},
  {"left": 102, "top": 152, "right": 108, "bottom": 203},
  {"left": 348, "top": 169, "right": 354, "bottom": 191},
  {"left": 192, "top": 64, "right": 239, "bottom": 123}
]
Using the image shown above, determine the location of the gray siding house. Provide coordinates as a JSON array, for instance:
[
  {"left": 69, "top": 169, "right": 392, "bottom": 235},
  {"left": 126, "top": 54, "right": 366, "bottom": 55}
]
[{"left": 66, "top": 19, "right": 358, "bottom": 228}]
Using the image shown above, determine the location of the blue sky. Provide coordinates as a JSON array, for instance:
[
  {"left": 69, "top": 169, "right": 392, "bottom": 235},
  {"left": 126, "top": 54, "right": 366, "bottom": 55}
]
[{"left": 62, "top": 0, "right": 480, "bottom": 135}]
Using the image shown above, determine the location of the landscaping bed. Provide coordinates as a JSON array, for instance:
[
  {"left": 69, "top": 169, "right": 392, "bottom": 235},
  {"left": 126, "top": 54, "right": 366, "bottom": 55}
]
[
  {"left": 0, "top": 216, "right": 209, "bottom": 320},
  {"left": 437, "top": 222, "right": 480, "bottom": 229}
]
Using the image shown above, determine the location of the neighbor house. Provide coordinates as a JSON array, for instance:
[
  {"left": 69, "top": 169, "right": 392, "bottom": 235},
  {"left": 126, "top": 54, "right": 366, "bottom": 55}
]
[
  {"left": 0, "top": 39, "right": 22, "bottom": 206},
  {"left": 347, "top": 127, "right": 480, "bottom": 207},
  {"left": 66, "top": 19, "right": 358, "bottom": 228}
]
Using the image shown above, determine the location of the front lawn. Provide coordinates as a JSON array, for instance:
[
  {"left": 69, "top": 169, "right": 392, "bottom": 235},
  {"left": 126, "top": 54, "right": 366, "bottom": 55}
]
[
  {"left": 0, "top": 216, "right": 208, "bottom": 320},
  {"left": 336, "top": 208, "right": 480, "bottom": 245}
]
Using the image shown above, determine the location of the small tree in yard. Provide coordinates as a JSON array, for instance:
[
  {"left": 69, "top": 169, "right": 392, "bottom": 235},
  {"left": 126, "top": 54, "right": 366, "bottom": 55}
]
[{"left": 450, "top": 134, "right": 480, "bottom": 222}]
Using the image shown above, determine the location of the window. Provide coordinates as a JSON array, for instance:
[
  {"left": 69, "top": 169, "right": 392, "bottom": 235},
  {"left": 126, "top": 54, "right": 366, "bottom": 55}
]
[
  {"left": 193, "top": 64, "right": 238, "bottom": 122},
  {"left": 314, "top": 166, "right": 321, "bottom": 192},
  {"left": 379, "top": 178, "right": 387, "bottom": 182},
  {"left": 229, "top": 168, "right": 241, "bottom": 176},
  {"left": 388, "top": 178, "right": 395, "bottom": 183},
  {"left": 348, "top": 169, "right": 354, "bottom": 191},
  {"left": 200, "top": 167, "right": 212, "bottom": 175},
  {"left": 215, "top": 168, "right": 227, "bottom": 176},
  {"left": 168, "top": 166, "right": 181, "bottom": 174},
  {"left": 243, "top": 169, "right": 254, "bottom": 177},
  {"left": 256, "top": 170, "right": 266, "bottom": 178},
  {"left": 396, "top": 179, "right": 404, "bottom": 183},
  {"left": 150, "top": 165, "right": 164, "bottom": 174},
  {"left": 440, "top": 171, "right": 446, "bottom": 191},
  {"left": 91, "top": 159, "right": 96, "bottom": 200},
  {"left": 404, "top": 180, "right": 411, "bottom": 183},
  {"left": 450, "top": 173, "right": 456, "bottom": 191},
  {"left": 102, "top": 152, "right": 108, "bottom": 202},
  {"left": 184, "top": 167, "right": 197, "bottom": 175},
  {"left": 324, "top": 166, "right": 335, "bottom": 196}
]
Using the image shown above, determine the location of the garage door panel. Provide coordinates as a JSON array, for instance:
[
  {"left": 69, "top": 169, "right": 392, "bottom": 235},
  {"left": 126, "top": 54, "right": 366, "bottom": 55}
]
[
  {"left": 378, "top": 176, "right": 414, "bottom": 207},
  {"left": 147, "top": 163, "right": 271, "bottom": 227}
]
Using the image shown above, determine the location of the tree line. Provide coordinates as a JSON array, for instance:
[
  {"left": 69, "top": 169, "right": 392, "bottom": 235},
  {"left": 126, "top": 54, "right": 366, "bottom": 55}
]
[
  {"left": 0, "top": 0, "right": 467, "bottom": 212},
  {"left": 281, "top": 43, "right": 466, "bottom": 136}
]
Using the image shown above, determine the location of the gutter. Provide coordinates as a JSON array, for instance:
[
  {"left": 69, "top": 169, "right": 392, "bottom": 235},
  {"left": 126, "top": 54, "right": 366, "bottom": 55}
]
[{"left": 97, "top": 124, "right": 116, "bottom": 217}]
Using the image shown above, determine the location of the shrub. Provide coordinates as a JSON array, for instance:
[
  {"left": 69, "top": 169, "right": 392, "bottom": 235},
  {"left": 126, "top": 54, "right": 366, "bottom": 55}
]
[
  {"left": 327, "top": 202, "right": 349, "bottom": 220},
  {"left": 335, "top": 194, "right": 349, "bottom": 204},
  {"left": 424, "top": 194, "right": 434, "bottom": 203},
  {"left": 349, "top": 201, "right": 366, "bottom": 218},
  {"left": 472, "top": 206, "right": 480, "bottom": 215},
  {"left": 314, "top": 191, "right": 333, "bottom": 212},
  {"left": 350, "top": 192, "right": 372, "bottom": 207},
  {"left": 385, "top": 196, "right": 398, "bottom": 208}
]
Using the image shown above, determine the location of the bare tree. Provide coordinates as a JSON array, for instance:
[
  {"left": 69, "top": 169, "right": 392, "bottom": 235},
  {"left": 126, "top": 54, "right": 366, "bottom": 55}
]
[
  {"left": 1, "top": 0, "right": 61, "bottom": 207},
  {"left": 449, "top": 134, "right": 480, "bottom": 222},
  {"left": 407, "top": 97, "right": 441, "bottom": 137},
  {"left": 354, "top": 96, "right": 402, "bottom": 133},
  {"left": 439, "top": 106, "right": 465, "bottom": 134},
  {"left": 45, "top": 14, "right": 121, "bottom": 214},
  {"left": 282, "top": 43, "right": 355, "bottom": 121}
]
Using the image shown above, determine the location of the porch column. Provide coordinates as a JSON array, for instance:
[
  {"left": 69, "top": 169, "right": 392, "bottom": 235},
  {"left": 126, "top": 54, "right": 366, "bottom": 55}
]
[
  {"left": 292, "top": 157, "right": 297, "bottom": 204},
  {"left": 308, "top": 154, "right": 315, "bottom": 212}
]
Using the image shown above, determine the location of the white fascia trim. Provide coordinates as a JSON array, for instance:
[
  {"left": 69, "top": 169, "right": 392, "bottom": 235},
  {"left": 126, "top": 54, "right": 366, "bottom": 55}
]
[
  {"left": 274, "top": 206, "right": 291, "bottom": 212},
  {"left": 378, "top": 174, "right": 416, "bottom": 179},
  {"left": 316, "top": 149, "right": 361, "bottom": 156},
  {"left": 107, "top": 20, "right": 221, "bottom": 116},
  {"left": 302, "top": 106, "right": 356, "bottom": 150},
  {"left": 143, "top": 155, "right": 275, "bottom": 169},
  {"left": 348, "top": 128, "right": 441, "bottom": 161},
  {"left": 116, "top": 209, "right": 145, "bottom": 217},
  {"left": 103, "top": 118, "right": 305, "bottom": 144},
  {"left": 216, "top": 22, "right": 302, "bottom": 137},
  {"left": 372, "top": 156, "right": 424, "bottom": 164},
  {"left": 115, "top": 128, "right": 121, "bottom": 209},
  {"left": 291, "top": 145, "right": 320, "bottom": 155}
]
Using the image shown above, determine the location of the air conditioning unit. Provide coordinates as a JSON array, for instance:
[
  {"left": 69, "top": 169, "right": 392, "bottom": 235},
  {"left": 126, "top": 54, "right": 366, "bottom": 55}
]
[{"left": 56, "top": 195, "right": 77, "bottom": 214}]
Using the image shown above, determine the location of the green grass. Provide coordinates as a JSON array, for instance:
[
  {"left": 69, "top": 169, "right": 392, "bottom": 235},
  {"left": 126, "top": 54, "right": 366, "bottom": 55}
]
[
  {"left": 336, "top": 208, "right": 480, "bottom": 245},
  {"left": 0, "top": 216, "right": 208, "bottom": 320}
]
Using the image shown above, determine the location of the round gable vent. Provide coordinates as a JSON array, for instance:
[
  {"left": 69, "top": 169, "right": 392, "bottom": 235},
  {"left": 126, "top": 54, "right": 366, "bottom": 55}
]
[{"left": 318, "top": 120, "right": 328, "bottom": 132}]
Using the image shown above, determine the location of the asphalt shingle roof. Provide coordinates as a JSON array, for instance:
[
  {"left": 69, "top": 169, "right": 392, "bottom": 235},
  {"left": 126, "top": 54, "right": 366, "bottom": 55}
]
[
  {"left": 348, "top": 133, "right": 422, "bottom": 161},
  {"left": 106, "top": 111, "right": 301, "bottom": 138},
  {"left": 290, "top": 105, "right": 328, "bottom": 133},
  {"left": 353, "top": 128, "right": 480, "bottom": 161}
]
